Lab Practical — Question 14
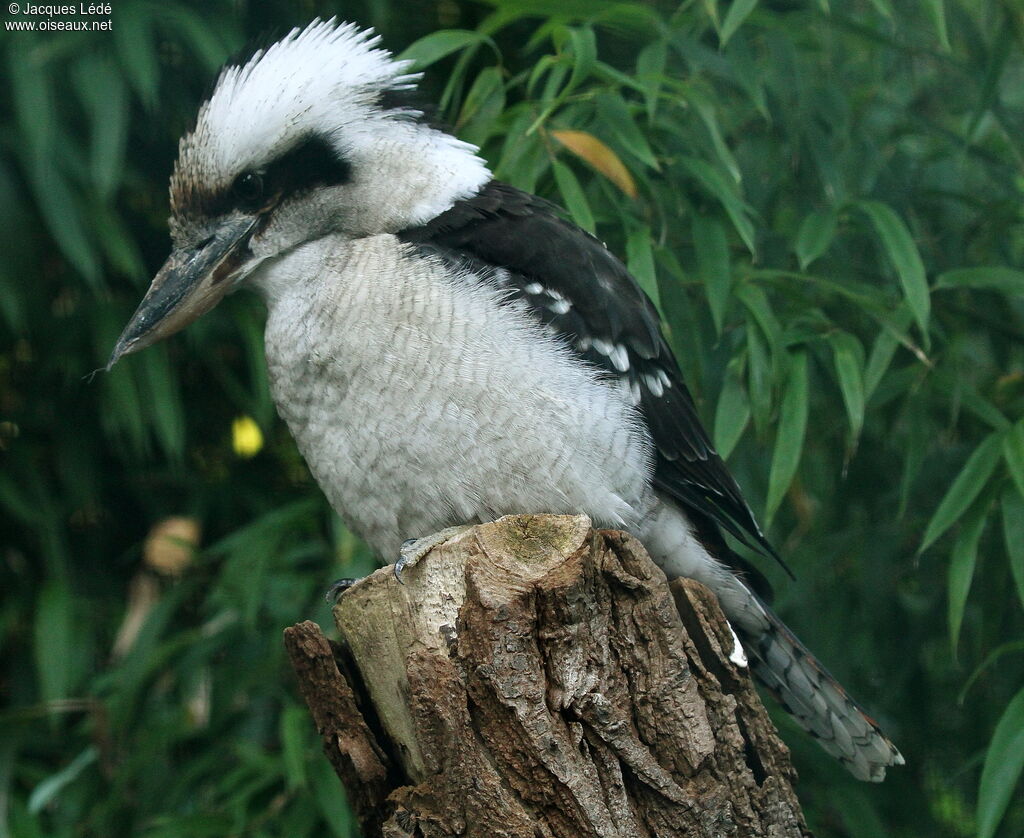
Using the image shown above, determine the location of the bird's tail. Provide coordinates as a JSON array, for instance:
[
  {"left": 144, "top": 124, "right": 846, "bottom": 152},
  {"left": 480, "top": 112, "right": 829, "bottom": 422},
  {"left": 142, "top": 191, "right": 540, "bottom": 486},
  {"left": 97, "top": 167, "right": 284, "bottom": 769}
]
[{"left": 739, "top": 594, "right": 905, "bottom": 782}]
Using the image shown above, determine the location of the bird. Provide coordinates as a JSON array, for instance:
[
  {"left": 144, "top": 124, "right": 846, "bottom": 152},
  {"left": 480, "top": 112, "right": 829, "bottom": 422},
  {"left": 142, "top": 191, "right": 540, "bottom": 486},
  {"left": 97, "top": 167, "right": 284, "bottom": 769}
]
[{"left": 108, "top": 19, "right": 903, "bottom": 782}]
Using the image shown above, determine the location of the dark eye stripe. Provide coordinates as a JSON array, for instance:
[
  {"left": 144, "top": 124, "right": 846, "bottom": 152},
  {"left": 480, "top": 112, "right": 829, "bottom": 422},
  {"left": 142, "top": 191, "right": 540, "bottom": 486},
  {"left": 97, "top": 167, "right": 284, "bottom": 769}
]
[{"left": 193, "top": 134, "right": 352, "bottom": 218}]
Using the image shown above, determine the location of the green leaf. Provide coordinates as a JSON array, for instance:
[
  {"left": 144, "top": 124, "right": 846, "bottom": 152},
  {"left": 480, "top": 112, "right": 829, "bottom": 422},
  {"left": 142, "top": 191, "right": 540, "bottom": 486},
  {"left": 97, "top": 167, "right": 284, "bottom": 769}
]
[
  {"left": 397, "top": 30, "right": 490, "bottom": 70},
  {"left": 977, "top": 686, "right": 1024, "bottom": 838},
  {"left": 829, "top": 331, "right": 866, "bottom": 449},
  {"left": 721, "top": 0, "right": 759, "bottom": 46},
  {"left": 114, "top": 5, "right": 159, "bottom": 107},
  {"left": 34, "top": 581, "right": 75, "bottom": 704},
  {"left": 921, "top": 0, "right": 950, "bottom": 51},
  {"left": 715, "top": 355, "right": 750, "bottom": 458},
  {"left": 90, "top": 64, "right": 141, "bottom": 194},
  {"left": 280, "top": 704, "right": 310, "bottom": 790},
  {"left": 1005, "top": 421, "right": 1024, "bottom": 498},
  {"left": 948, "top": 504, "right": 986, "bottom": 656},
  {"left": 746, "top": 317, "right": 772, "bottom": 436},
  {"left": 765, "top": 350, "right": 808, "bottom": 523},
  {"left": 690, "top": 91, "right": 741, "bottom": 183},
  {"left": 920, "top": 432, "right": 1004, "bottom": 553},
  {"left": 692, "top": 213, "right": 732, "bottom": 335},
  {"left": 866, "top": 0, "right": 894, "bottom": 18},
  {"left": 457, "top": 66, "right": 506, "bottom": 147},
  {"left": 551, "top": 160, "right": 595, "bottom": 233},
  {"left": 795, "top": 208, "right": 838, "bottom": 270},
  {"left": 565, "top": 25, "right": 597, "bottom": 94},
  {"left": 681, "top": 157, "right": 757, "bottom": 256},
  {"left": 856, "top": 201, "right": 930, "bottom": 338},
  {"left": 864, "top": 308, "right": 912, "bottom": 401},
  {"left": 28, "top": 747, "right": 98, "bottom": 814},
  {"left": 1001, "top": 488, "right": 1024, "bottom": 610},
  {"left": 626, "top": 227, "right": 660, "bottom": 310},
  {"left": 935, "top": 267, "right": 1024, "bottom": 296},
  {"left": 310, "top": 756, "right": 354, "bottom": 838},
  {"left": 595, "top": 92, "right": 660, "bottom": 170},
  {"left": 636, "top": 39, "right": 667, "bottom": 120}
]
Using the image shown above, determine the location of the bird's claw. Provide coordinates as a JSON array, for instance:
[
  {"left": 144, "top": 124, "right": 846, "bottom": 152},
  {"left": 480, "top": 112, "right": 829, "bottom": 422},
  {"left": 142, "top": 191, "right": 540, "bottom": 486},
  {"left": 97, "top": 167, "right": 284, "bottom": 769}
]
[
  {"left": 393, "top": 526, "right": 474, "bottom": 585},
  {"left": 324, "top": 577, "right": 361, "bottom": 603}
]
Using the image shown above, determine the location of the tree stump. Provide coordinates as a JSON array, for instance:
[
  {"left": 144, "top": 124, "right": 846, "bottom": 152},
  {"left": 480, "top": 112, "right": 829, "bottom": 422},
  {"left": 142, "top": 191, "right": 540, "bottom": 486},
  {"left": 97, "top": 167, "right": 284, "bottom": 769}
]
[{"left": 284, "top": 514, "right": 810, "bottom": 837}]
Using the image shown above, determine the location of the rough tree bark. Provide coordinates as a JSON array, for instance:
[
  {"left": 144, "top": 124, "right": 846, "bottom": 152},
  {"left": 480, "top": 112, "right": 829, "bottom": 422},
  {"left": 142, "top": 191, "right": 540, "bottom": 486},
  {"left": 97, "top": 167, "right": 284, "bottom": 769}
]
[{"left": 284, "top": 514, "right": 810, "bottom": 838}]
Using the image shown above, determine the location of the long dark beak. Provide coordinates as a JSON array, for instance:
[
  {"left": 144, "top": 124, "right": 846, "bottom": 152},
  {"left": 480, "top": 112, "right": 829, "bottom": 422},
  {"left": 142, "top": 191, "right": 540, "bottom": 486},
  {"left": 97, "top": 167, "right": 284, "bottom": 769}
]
[{"left": 107, "top": 215, "right": 259, "bottom": 369}]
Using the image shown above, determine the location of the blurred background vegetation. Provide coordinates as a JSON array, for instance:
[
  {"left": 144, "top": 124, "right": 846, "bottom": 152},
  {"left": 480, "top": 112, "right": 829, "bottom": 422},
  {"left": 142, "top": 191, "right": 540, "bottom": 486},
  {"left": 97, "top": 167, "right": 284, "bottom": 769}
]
[{"left": 2, "top": 0, "right": 1023, "bottom": 835}]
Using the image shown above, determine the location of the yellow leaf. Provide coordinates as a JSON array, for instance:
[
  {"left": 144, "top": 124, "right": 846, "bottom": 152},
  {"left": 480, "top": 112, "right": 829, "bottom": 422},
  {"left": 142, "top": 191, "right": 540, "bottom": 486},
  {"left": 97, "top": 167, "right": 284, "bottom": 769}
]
[
  {"left": 550, "top": 130, "right": 637, "bottom": 199},
  {"left": 232, "top": 415, "right": 264, "bottom": 458},
  {"left": 144, "top": 516, "right": 201, "bottom": 575}
]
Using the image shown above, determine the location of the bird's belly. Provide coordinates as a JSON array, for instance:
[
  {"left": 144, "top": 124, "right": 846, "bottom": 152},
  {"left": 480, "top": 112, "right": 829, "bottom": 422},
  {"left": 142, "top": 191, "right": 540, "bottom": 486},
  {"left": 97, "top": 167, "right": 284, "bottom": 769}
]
[{"left": 260, "top": 235, "right": 654, "bottom": 558}]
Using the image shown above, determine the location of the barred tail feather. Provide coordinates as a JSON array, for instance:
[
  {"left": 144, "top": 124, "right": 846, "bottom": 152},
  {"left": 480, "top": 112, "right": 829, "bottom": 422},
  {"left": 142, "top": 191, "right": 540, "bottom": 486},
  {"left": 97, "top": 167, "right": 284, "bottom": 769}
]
[{"left": 742, "top": 600, "right": 905, "bottom": 782}]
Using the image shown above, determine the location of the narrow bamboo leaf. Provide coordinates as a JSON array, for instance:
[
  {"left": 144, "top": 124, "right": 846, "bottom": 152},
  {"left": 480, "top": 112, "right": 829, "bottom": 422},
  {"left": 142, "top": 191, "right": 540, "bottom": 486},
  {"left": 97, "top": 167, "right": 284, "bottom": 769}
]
[
  {"left": 721, "top": 0, "right": 759, "bottom": 46},
  {"left": 280, "top": 704, "right": 309, "bottom": 790},
  {"left": 935, "top": 267, "right": 1024, "bottom": 295},
  {"left": 551, "top": 161, "right": 595, "bottom": 233},
  {"left": 690, "top": 92, "right": 741, "bottom": 183},
  {"left": 396, "top": 30, "right": 489, "bottom": 70},
  {"left": 704, "top": 0, "right": 721, "bottom": 33},
  {"left": 457, "top": 66, "right": 505, "bottom": 147},
  {"left": 765, "top": 350, "right": 809, "bottom": 523},
  {"left": 28, "top": 747, "right": 98, "bottom": 814},
  {"left": 34, "top": 581, "right": 74, "bottom": 704},
  {"left": 829, "top": 332, "right": 866, "bottom": 448},
  {"left": 551, "top": 130, "right": 637, "bottom": 198},
  {"left": 864, "top": 308, "right": 912, "bottom": 401},
  {"left": 857, "top": 201, "right": 930, "bottom": 337},
  {"left": 746, "top": 318, "right": 772, "bottom": 436},
  {"left": 933, "top": 370, "right": 1011, "bottom": 432},
  {"left": 969, "top": 27, "right": 1013, "bottom": 143},
  {"left": 737, "top": 283, "right": 787, "bottom": 391},
  {"left": 114, "top": 5, "right": 159, "bottom": 107},
  {"left": 795, "top": 208, "right": 838, "bottom": 270},
  {"left": 948, "top": 505, "right": 986, "bottom": 656},
  {"left": 1005, "top": 421, "right": 1024, "bottom": 498},
  {"left": 960, "top": 641, "right": 1024, "bottom": 705},
  {"left": 714, "top": 355, "right": 750, "bottom": 458},
  {"left": 921, "top": 0, "right": 951, "bottom": 51},
  {"left": 310, "top": 757, "right": 355, "bottom": 838},
  {"left": 920, "top": 432, "right": 1004, "bottom": 553},
  {"left": 692, "top": 213, "right": 732, "bottom": 335},
  {"left": 636, "top": 39, "right": 667, "bottom": 121},
  {"left": 681, "top": 157, "right": 757, "bottom": 256},
  {"left": 866, "top": 0, "right": 894, "bottom": 18},
  {"left": 596, "top": 92, "right": 660, "bottom": 170},
  {"left": 565, "top": 25, "right": 597, "bottom": 93},
  {"left": 1001, "top": 488, "right": 1024, "bottom": 610},
  {"left": 626, "top": 227, "right": 661, "bottom": 310},
  {"left": 977, "top": 686, "right": 1024, "bottom": 838}
]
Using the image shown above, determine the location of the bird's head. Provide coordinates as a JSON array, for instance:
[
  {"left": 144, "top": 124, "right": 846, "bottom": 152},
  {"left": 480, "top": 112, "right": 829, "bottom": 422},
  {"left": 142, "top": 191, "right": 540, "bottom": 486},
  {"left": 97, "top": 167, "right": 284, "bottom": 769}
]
[{"left": 108, "top": 19, "right": 490, "bottom": 367}]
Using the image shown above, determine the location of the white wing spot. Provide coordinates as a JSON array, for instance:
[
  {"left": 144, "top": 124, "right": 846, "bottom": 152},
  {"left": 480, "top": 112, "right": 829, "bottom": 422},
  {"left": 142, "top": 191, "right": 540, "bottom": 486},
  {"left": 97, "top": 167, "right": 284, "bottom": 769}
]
[
  {"left": 609, "top": 344, "right": 630, "bottom": 373},
  {"left": 548, "top": 298, "right": 571, "bottom": 315},
  {"left": 524, "top": 282, "right": 544, "bottom": 295},
  {"left": 643, "top": 372, "right": 664, "bottom": 397}
]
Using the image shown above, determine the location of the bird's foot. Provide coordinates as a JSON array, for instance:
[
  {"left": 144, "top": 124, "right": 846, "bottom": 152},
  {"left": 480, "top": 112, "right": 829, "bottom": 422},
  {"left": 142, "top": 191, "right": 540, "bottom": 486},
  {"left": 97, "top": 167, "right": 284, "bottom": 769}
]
[
  {"left": 394, "top": 525, "right": 475, "bottom": 584},
  {"left": 324, "top": 576, "right": 363, "bottom": 604}
]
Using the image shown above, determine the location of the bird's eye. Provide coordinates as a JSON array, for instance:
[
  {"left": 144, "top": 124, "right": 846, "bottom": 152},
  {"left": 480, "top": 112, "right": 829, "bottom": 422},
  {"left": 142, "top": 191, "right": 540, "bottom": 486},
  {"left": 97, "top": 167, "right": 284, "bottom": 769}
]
[{"left": 232, "top": 171, "right": 265, "bottom": 207}]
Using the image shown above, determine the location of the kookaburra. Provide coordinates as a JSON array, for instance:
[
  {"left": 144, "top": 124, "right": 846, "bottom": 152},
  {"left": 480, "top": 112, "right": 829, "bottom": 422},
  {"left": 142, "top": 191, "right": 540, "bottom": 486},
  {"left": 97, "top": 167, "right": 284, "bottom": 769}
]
[{"left": 109, "top": 20, "right": 903, "bottom": 781}]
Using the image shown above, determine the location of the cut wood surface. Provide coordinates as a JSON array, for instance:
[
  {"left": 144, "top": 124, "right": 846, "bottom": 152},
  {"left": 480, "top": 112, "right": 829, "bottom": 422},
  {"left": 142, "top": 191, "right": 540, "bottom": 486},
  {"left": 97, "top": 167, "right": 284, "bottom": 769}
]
[{"left": 285, "top": 514, "right": 810, "bottom": 837}]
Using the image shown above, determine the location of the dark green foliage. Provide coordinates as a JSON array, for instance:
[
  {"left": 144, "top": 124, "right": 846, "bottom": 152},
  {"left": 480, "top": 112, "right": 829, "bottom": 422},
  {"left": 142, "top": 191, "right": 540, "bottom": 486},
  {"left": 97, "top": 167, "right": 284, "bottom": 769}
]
[{"left": 1, "top": 0, "right": 1022, "bottom": 835}]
